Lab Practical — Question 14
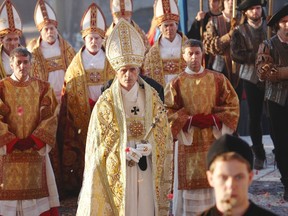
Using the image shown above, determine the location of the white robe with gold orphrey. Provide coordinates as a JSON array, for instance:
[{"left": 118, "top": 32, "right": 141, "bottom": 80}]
[{"left": 77, "top": 77, "right": 173, "bottom": 216}]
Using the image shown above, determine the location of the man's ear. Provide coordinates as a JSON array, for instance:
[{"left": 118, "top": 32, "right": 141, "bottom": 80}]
[
  {"left": 248, "top": 170, "right": 254, "bottom": 186},
  {"left": 206, "top": 170, "right": 214, "bottom": 187}
]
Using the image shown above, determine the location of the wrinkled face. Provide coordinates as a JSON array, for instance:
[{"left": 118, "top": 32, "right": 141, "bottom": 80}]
[
  {"left": 116, "top": 66, "right": 139, "bottom": 91},
  {"left": 207, "top": 159, "right": 253, "bottom": 213},
  {"left": 1, "top": 33, "right": 20, "bottom": 55},
  {"left": 84, "top": 33, "right": 103, "bottom": 55},
  {"left": 182, "top": 46, "right": 203, "bottom": 72},
  {"left": 40, "top": 24, "right": 58, "bottom": 44},
  {"left": 245, "top": 5, "right": 262, "bottom": 22},
  {"left": 10, "top": 54, "right": 31, "bottom": 82},
  {"left": 278, "top": 15, "right": 288, "bottom": 38},
  {"left": 159, "top": 21, "right": 178, "bottom": 42}
]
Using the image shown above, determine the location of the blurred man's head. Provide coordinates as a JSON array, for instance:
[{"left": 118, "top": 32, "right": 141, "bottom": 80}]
[{"left": 206, "top": 134, "right": 254, "bottom": 215}]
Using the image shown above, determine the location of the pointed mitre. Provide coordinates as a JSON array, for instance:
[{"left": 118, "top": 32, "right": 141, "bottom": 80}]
[
  {"left": 110, "top": 0, "right": 133, "bottom": 18},
  {"left": 81, "top": 3, "right": 106, "bottom": 38},
  {"left": 154, "top": 0, "right": 179, "bottom": 26},
  {"left": 106, "top": 18, "right": 145, "bottom": 71},
  {"left": 0, "top": 0, "right": 22, "bottom": 37},
  {"left": 34, "top": 0, "right": 57, "bottom": 31}
]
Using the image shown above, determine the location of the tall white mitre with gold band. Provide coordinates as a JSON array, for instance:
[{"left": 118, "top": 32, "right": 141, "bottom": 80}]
[
  {"left": 0, "top": 0, "right": 22, "bottom": 37},
  {"left": 154, "top": 0, "right": 179, "bottom": 26},
  {"left": 110, "top": 0, "right": 133, "bottom": 18},
  {"left": 34, "top": 0, "right": 57, "bottom": 31},
  {"left": 106, "top": 18, "right": 145, "bottom": 71},
  {"left": 80, "top": 3, "right": 106, "bottom": 38}
]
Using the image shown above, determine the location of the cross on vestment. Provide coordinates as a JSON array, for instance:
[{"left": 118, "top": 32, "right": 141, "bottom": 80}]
[{"left": 131, "top": 106, "right": 140, "bottom": 115}]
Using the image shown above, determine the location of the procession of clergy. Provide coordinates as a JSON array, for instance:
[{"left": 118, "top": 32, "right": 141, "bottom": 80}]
[{"left": 0, "top": 0, "right": 287, "bottom": 215}]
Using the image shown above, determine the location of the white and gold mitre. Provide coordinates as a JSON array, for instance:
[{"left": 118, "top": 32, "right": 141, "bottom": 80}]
[
  {"left": 0, "top": 0, "right": 22, "bottom": 37},
  {"left": 110, "top": 0, "right": 133, "bottom": 18},
  {"left": 154, "top": 0, "right": 179, "bottom": 26},
  {"left": 34, "top": 0, "right": 57, "bottom": 31},
  {"left": 81, "top": 3, "right": 106, "bottom": 38},
  {"left": 106, "top": 18, "right": 145, "bottom": 71}
]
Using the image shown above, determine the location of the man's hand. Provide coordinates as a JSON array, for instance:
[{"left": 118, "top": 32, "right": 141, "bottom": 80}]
[
  {"left": 257, "top": 63, "right": 271, "bottom": 81},
  {"left": 13, "top": 137, "right": 36, "bottom": 151},
  {"left": 195, "top": 11, "right": 206, "bottom": 21},
  {"left": 126, "top": 147, "right": 142, "bottom": 163},
  {"left": 136, "top": 143, "right": 152, "bottom": 156},
  {"left": 266, "top": 67, "right": 280, "bottom": 82}
]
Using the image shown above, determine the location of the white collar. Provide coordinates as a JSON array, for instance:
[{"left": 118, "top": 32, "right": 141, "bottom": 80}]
[
  {"left": 121, "top": 82, "right": 139, "bottom": 102},
  {"left": 11, "top": 73, "right": 30, "bottom": 82},
  {"left": 185, "top": 66, "right": 204, "bottom": 75}
]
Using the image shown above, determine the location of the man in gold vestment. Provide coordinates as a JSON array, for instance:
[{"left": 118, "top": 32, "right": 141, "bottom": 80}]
[
  {"left": 165, "top": 39, "right": 239, "bottom": 216},
  {"left": 28, "top": 0, "right": 75, "bottom": 196},
  {"left": 77, "top": 19, "right": 173, "bottom": 216},
  {"left": 29, "top": 0, "right": 75, "bottom": 103},
  {"left": 142, "top": 0, "right": 187, "bottom": 87},
  {"left": 57, "top": 3, "right": 114, "bottom": 196},
  {"left": 0, "top": 48, "right": 59, "bottom": 215},
  {"left": 0, "top": 0, "right": 23, "bottom": 80}
]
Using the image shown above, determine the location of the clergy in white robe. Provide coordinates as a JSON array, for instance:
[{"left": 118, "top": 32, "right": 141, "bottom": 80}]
[{"left": 77, "top": 19, "right": 173, "bottom": 216}]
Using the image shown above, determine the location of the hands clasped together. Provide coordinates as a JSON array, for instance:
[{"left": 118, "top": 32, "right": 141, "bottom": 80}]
[{"left": 183, "top": 113, "right": 222, "bottom": 132}]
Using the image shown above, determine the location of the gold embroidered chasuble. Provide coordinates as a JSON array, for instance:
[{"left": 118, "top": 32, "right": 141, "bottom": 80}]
[
  {"left": 30, "top": 35, "right": 76, "bottom": 81},
  {"left": 57, "top": 47, "right": 115, "bottom": 192},
  {"left": 0, "top": 77, "right": 58, "bottom": 200},
  {"left": 142, "top": 33, "right": 187, "bottom": 87},
  {"left": 76, "top": 78, "right": 173, "bottom": 216},
  {"left": 165, "top": 69, "right": 239, "bottom": 190}
]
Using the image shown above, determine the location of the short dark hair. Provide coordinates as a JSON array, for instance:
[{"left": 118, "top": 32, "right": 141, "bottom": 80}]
[
  {"left": 10, "top": 47, "right": 32, "bottom": 62},
  {"left": 182, "top": 39, "right": 203, "bottom": 53}
]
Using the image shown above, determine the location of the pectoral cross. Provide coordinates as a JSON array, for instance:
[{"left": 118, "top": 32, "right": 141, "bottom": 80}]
[{"left": 131, "top": 106, "right": 139, "bottom": 115}]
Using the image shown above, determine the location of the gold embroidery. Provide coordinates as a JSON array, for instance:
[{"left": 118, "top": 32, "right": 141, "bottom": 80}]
[
  {"left": 44, "top": 55, "right": 65, "bottom": 72},
  {"left": 85, "top": 68, "right": 105, "bottom": 85},
  {"left": 128, "top": 120, "right": 144, "bottom": 138}
]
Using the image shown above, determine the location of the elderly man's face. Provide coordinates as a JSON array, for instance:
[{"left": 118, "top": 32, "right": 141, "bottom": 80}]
[
  {"left": 206, "top": 159, "right": 253, "bottom": 214},
  {"left": 10, "top": 54, "right": 31, "bottom": 82},
  {"left": 84, "top": 33, "right": 103, "bottom": 55},
  {"left": 278, "top": 15, "right": 288, "bottom": 38},
  {"left": 1, "top": 33, "right": 20, "bottom": 55},
  {"left": 116, "top": 66, "right": 139, "bottom": 91},
  {"left": 40, "top": 24, "right": 58, "bottom": 45},
  {"left": 159, "top": 21, "right": 178, "bottom": 42}
]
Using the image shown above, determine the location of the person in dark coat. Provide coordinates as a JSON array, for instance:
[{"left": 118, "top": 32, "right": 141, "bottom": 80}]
[{"left": 199, "top": 134, "right": 277, "bottom": 216}]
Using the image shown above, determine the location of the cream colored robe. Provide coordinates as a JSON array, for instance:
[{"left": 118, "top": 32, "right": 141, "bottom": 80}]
[{"left": 77, "top": 77, "right": 173, "bottom": 216}]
